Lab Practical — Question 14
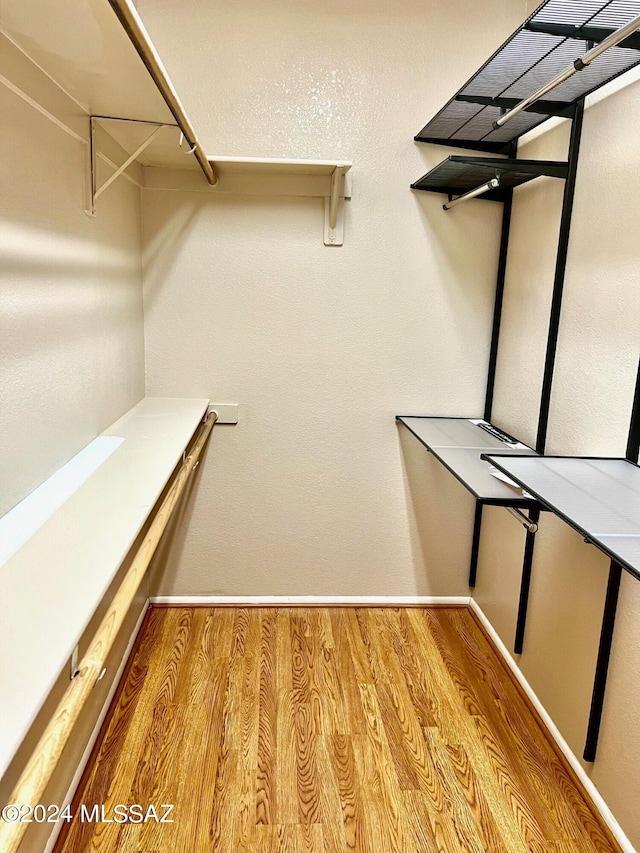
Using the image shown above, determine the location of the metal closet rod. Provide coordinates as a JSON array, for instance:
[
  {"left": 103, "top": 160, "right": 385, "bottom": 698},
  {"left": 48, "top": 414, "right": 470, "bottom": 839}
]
[
  {"left": 105, "top": 0, "right": 218, "bottom": 186},
  {"left": 0, "top": 412, "right": 218, "bottom": 853},
  {"left": 443, "top": 176, "right": 500, "bottom": 210},
  {"left": 505, "top": 506, "right": 538, "bottom": 534},
  {"left": 494, "top": 12, "right": 640, "bottom": 129}
]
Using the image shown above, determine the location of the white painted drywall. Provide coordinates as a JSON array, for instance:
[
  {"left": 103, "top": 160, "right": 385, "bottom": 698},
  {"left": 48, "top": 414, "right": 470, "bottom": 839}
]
[
  {"left": 0, "top": 54, "right": 146, "bottom": 850},
  {"left": 138, "top": 0, "right": 529, "bottom": 597},
  {"left": 475, "top": 76, "right": 640, "bottom": 849},
  {"left": 0, "top": 85, "right": 145, "bottom": 518}
]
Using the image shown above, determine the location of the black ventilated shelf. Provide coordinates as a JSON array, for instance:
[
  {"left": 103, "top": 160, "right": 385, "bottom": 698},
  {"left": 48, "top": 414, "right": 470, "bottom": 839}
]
[
  {"left": 416, "top": 0, "right": 640, "bottom": 152},
  {"left": 411, "top": 156, "right": 568, "bottom": 199}
]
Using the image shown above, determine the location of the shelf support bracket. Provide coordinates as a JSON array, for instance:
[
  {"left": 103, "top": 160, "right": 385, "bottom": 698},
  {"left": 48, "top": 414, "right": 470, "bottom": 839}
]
[
  {"left": 513, "top": 507, "right": 540, "bottom": 654},
  {"left": 324, "top": 165, "right": 350, "bottom": 246},
  {"left": 88, "top": 117, "right": 162, "bottom": 216},
  {"left": 584, "top": 559, "right": 622, "bottom": 761}
]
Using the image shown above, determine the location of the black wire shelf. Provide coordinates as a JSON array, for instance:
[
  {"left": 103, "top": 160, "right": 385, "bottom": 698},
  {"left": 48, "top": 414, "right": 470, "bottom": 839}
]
[
  {"left": 416, "top": 0, "right": 640, "bottom": 152},
  {"left": 411, "top": 156, "right": 568, "bottom": 201}
]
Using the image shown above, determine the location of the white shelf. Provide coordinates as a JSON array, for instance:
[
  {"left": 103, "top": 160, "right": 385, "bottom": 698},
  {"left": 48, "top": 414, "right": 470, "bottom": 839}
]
[
  {"left": 144, "top": 156, "right": 352, "bottom": 195},
  {"left": 208, "top": 156, "right": 352, "bottom": 174},
  {"left": 484, "top": 455, "right": 640, "bottom": 580},
  {"left": 1, "top": 5, "right": 353, "bottom": 189},
  {"left": 0, "top": 396, "right": 209, "bottom": 778},
  {"left": 397, "top": 416, "right": 538, "bottom": 505}
]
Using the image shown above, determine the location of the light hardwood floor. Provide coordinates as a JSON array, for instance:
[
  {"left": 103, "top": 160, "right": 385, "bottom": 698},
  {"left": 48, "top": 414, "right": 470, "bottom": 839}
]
[{"left": 54, "top": 606, "right": 622, "bottom": 852}]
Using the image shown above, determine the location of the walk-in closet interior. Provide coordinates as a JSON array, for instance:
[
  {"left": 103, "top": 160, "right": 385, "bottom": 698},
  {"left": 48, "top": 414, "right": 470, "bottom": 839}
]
[{"left": 1, "top": 0, "right": 640, "bottom": 850}]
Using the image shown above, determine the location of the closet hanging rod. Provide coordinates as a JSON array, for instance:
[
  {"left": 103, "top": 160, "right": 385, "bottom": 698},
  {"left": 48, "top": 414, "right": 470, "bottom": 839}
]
[
  {"left": 505, "top": 506, "right": 538, "bottom": 534},
  {"left": 105, "top": 0, "right": 218, "bottom": 186},
  {"left": 494, "top": 12, "right": 640, "bottom": 128},
  {"left": 443, "top": 176, "right": 500, "bottom": 210},
  {"left": 0, "top": 412, "right": 217, "bottom": 853}
]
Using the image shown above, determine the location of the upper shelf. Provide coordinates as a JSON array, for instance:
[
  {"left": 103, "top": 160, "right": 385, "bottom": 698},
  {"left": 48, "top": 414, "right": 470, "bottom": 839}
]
[
  {"left": 1, "top": 1, "right": 352, "bottom": 197},
  {"left": 411, "top": 156, "right": 568, "bottom": 200},
  {"left": 415, "top": 0, "right": 640, "bottom": 153},
  {"left": 484, "top": 455, "right": 640, "bottom": 580},
  {"left": 0, "top": 0, "right": 172, "bottom": 125}
]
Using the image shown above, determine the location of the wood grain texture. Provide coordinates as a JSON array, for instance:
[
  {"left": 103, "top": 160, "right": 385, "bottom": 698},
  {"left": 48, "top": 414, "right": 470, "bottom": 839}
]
[{"left": 54, "top": 606, "right": 623, "bottom": 853}]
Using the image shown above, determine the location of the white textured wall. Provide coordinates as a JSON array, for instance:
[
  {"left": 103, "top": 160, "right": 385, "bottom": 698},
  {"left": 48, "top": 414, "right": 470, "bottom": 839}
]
[
  {"left": 475, "top": 77, "right": 640, "bottom": 849},
  {"left": 0, "top": 55, "right": 146, "bottom": 851},
  {"left": 139, "top": 0, "right": 529, "bottom": 596},
  {"left": 0, "top": 86, "right": 145, "bottom": 518}
]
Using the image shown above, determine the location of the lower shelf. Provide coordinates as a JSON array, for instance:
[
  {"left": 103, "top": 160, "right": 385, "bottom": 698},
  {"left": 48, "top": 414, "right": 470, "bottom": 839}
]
[
  {"left": 484, "top": 454, "right": 640, "bottom": 581},
  {"left": 396, "top": 416, "right": 538, "bottom": 506}
]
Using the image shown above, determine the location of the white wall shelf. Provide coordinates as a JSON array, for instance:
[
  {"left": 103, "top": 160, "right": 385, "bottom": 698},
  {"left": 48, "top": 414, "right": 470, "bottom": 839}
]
[
  {"left": 0, "top": 397, "right": 209, "bottom": 779},
  {"left": 145, "top": 158, "right": 353, "bottom": 245},
  {"left": 1, "top": 1, "right": 353, "bottom": 240}
]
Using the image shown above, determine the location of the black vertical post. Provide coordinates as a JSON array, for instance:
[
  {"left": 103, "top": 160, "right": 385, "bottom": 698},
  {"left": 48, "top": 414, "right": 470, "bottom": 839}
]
[
  {"left": 536, "top": 100, "right": 584, "bottom": 454},
  {"left": 484, "top": 188, "right": 514, "bottom": 422},
  {"left": 626, "top": 357, "right": 640, "bottom": 463},
  {"left": 512, "top": 106, "right": 582, "bottom": 649},
  {"left": 468, "top": 502, "right": 483, "bottom": 587},
  {"left": 583, "top": 560, "right": 622, "bottom": 762},
  {"left": 470, "top": 143, "right": 517, "bottom": 589},
  {"left": 513, "top": 507, "right": 540, "bottom": 654}
]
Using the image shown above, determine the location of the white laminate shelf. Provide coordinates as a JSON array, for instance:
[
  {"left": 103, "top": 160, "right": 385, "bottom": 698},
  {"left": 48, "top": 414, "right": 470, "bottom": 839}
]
[
  {"left": 0, "top": 396, "right": 209, "bottom": 778},
  {"left": 484, "top": 455, "right": 640, "bottom": 581},
  {"left": 396, "top": 416, "right": 539, "bottom": 506}
]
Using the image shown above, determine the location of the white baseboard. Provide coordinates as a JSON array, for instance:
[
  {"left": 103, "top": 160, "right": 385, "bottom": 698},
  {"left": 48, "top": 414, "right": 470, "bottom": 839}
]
[
  {"left": 469, "top": 599, "right": 635, "bottom": 853},
  {"left": 43, "top": 600, "right": 150, "bottom": 853},
  {"left": 149, "top": 594, "right": 472, "bottom": 606}
]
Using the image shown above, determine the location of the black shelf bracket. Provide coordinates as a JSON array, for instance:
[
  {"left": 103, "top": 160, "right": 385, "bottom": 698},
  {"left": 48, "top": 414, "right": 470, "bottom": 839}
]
[{"left": 584, "top": 560, "right": 623, "bottom": 762}]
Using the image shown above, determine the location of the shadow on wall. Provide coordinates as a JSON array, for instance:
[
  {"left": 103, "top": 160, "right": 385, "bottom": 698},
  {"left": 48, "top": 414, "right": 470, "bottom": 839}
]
[
  {"left": 142, "top": 197, "right": 201, "bottom": 305},
  {"left": 397, "top": 424, "right": 476, "bottom": 596}
]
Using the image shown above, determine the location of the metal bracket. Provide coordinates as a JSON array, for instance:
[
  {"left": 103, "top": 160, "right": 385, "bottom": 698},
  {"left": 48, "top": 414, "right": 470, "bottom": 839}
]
[
  {"left": 87, "top": 116, "right": 173, "bottom": 216},
  {"left": 70, "top": 645, "right": 79, "bottom": 680},
  {"left": 207, "top": 403, "right": 239, "bottom": 424},
  {"left": 324, "top": 165, "right": 351, "bottom": 246}
]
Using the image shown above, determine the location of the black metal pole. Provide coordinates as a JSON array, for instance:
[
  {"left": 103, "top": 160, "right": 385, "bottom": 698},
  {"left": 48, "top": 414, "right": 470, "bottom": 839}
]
[
  {"left": 536, "top": 100, "right": 584, "bottom": 454},
  {"left": 626, "top": 356, "right": 640, "bottom": 463},
  {"left": 468, "top": 502, "right": 483, "bottom": 587},
  {"left": 513, "top": 507, "right": 540, "bottom": 653},
  {"left": 583, "top": 560, "right": 622, "bottom": 762},
  {"left": 484, "top": 189, "right": 514, "bottom": 421},
  {"left": 469, "top": 144, "right": 518, "bottom": 590}
]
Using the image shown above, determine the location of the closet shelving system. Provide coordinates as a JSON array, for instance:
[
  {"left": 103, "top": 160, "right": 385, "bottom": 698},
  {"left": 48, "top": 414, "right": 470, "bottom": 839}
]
[
  {"left": 0, "top": 0, "right": 351, "bottom": 244},
  {"left": 398, "top": 0, "right": 640, "bottom": 762}
]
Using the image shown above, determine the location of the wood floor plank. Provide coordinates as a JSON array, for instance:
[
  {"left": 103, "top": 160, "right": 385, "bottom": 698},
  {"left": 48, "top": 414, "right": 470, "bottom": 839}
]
[
  {"left": 55, "top": 606, "right": 623, "bottom": 853},
  {"left": 257, "top": 609, "right": 278, "bottom": 826},
  {"left": 296, "top": 822, "right": 324, "bottom": 853},
  {"left": 451, "top": 608, "right": 617, "bottom": 852},
  {"left": 355, "top": 682, "right": 411, "bottom": 853},
  {"left": 405, "top": 607, "right": 545, "bottom": 852},
  {"left": 330, "top": 610, "right": 367, "bottom": 735},
  {"left": 327, "top": 734, "right": 362, "bottom": 852},
  {"left": 430, "top": 607, "right": 607, "bottom": 850},
  {"left": 275, "top": 612, "right": 298, "bottom": 826}
]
